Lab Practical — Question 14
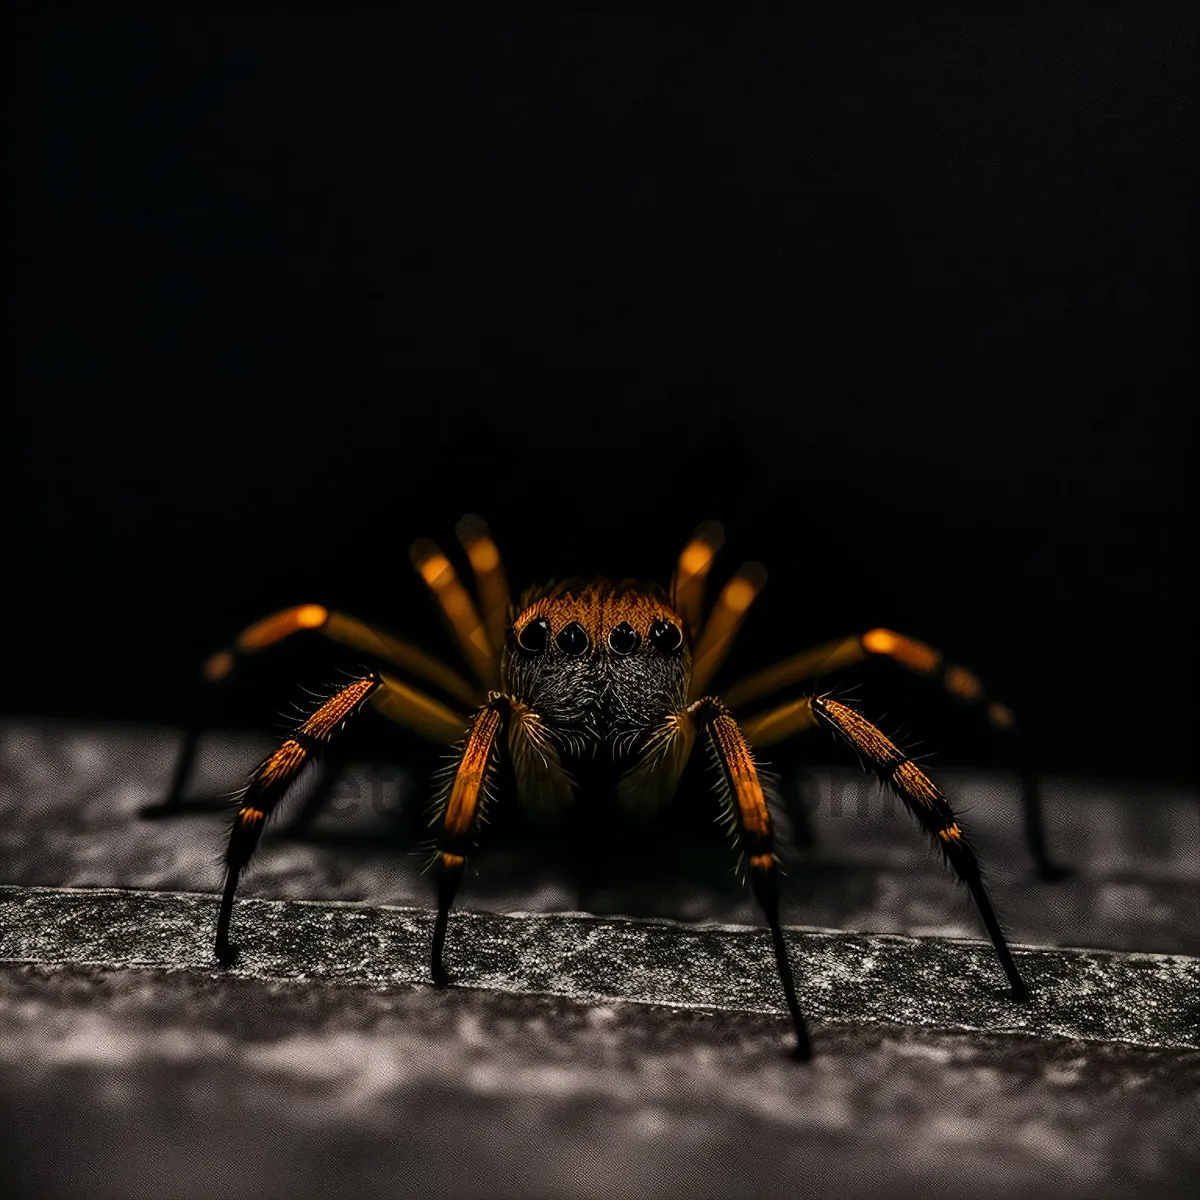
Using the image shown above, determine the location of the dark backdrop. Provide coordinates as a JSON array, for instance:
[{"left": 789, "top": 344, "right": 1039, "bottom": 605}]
[{"left": 6, "top": 9, "right": 1195, "bottom": 778}]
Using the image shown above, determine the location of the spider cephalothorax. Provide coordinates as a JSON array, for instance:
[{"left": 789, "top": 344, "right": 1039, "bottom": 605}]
[
  {"left": 158, "top": 514, "right": 1040, "bottom": 1060},
  {"left": 504, "top": 579, "right": 690, "bottom": 759}
]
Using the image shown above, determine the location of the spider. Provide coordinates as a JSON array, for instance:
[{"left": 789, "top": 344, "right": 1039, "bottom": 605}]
[{"left": 161, "top": 515, "right": 1035, "bottom": 1059}]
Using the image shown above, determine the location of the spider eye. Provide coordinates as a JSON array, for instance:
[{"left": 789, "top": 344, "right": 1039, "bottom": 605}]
[
  {"left": 517, "top": 617, "right": 550, "bottom": 653},
  {"left": 607, "top": 622, "right": 639, "bottom": 656},
  {"left": 556, "top": 621, "right": 590, "bottom": 657},
  {"left": 649, "top": 619, "right": 682, "bottom": 653}
]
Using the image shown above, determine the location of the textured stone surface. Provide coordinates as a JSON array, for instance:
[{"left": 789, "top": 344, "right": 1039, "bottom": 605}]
[
  {"left": 3, "top": 886, "right": 1199, "bottom": 1051},
  {"left": 1, "top": 963, "right": 1198, "bottom": 1200}
]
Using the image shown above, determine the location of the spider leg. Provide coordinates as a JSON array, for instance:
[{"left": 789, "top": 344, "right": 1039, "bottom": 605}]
[
  {"left": 619, "top": 699, "right": 812, "bottom": 1059},
  {"left": 411, "top": 537, "right": 500, "bottom": 690},
  {"left": 723, "top": 628, "right": 1014, "bottom": 731},
  {"left": 1019, "top": 761, "right": 1068, "bottom": 881},
  {"left": 145, "top": 606, "right": 481, "bottom": 818},
  {"left": 454, "top": 513, "right": 512, "bottom": 655},
  {"left": 275, "top": 744, "right": 349, "bottom": 838},
  {"left": 142, "top": 719, "right": 209, "bottom": 816},
  {"left": 429, "top": 693, "right": 574, "bottom": 984},
  {"left": 270, "top": 671, "right": 471, "bottom": 838},
  {"left": 213, "top": 672, "right": 466, "bottom": 963},
  {"left": 688, "top": 563, "right": 769, "bottom": 699},
  {"left": 744, "top": 694, "right": 1030, "bottom": 1001},
  {"left": 729, "top": 635, "right": 1068, "bottom": 880},
  {"left": 670, "top": 520, "right": 725, "bottom": 644},
  {"left": 668, "top": 520, "right": 770, "bottom": 698},
  {"left": 429, "top": 695, "right": 510, "bottom": 985},
  {"left": 203, "top": 606, "right": 480, "bottom": 706},
  {"left": 214, "top": 673, "right": 381, "bottom": 965},
  {"left": 142, "top": 714, "right": 353, "bottom": 822},
  {"left": 700, "top": 699, "right": 812, "bottom": 1059},
  {"left": 370, "top": 671, "right": 471, "bottom": 745}
]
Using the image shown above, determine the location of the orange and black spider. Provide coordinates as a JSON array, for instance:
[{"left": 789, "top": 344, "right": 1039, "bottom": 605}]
[{"left": 157, "top": 516, "right": 1036, "bottom": 1059}]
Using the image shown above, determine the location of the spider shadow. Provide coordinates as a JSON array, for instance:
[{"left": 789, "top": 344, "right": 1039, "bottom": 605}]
[
  {"left": 260, "top": 749, "right": 762, "bottom": 921},
  {"left": 264, "top": 746, "right": 941, "bottom": 925}
]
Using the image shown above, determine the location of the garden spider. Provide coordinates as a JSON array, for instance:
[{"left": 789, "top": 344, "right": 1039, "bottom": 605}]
[{"left": 159, "top": 516, "right": 1036, "bottom": 1059}]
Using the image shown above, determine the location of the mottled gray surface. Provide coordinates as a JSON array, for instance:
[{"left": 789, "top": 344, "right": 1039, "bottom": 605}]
[
  {"left": 2, "top": 964, "right": 1198, "bottom": 1200},
  {"left": 2, "top": 720, "right": 1199, "bottom": 1199},
  {"left": 3, "top": 886, "right": 1199, "bottom": 1051}
]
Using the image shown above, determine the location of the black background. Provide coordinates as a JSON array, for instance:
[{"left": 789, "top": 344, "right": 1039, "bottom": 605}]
[{"left": 6, "top": 8, "right": 1196, "bottom": 778}]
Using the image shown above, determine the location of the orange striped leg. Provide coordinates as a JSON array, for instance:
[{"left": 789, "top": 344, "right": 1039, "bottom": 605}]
[
  {"left": 280, "top": 675, "right": 470, "bottom": 837},
  {"left": 147, "top": 606, "right": 479, "bottom": 818},
  {"left": 692, "top": 697, "right": 812, "bottom": 1060},
  {"left": 214, "top": 674, "right": 380, "bottom": 965},
  {"left": 807, "top": 695, "right": 1029, "bottom": 1000},
  {"left": 726, "top": 633, "right": 1068, "bottom": 881},
  {"left": 431, "top": 696, "right": 509, "bottom": 986},
  {"left": 267, "top": 674, "right": 467, "bottom": 838}
]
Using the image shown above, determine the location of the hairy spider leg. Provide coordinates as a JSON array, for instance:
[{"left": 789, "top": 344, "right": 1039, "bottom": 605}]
[
  {"left": 144, "top": 606, "right": 480, "bottom": 818},
  {"left": 688, "top": 562, "right": 769, "bottom": 699},
  {"left": 698, "top": 699, "right": 813, "bottom": 1059},
  {"left": 430, "top": 694, "right": 581, "bottom": 985},
  {"left": 454, "top": 513, "right": 512, "bottom": 655},
  {"left": 285, "top": 667, "right": 474, "bottom": 829},
  {"left": 212, "top": 670, "right": 467, "bottom": 961},
  {"left": 636, "top": 697, "right": 812, "bottom": 1059},
  {"left": 215, "top": 674, "right": 381, "bottom": 965},
  {"left": 745, "top": 693, "right": 1030, "bottom": 1000},
  {"left": 411, "top": 538, "right": 500, "bottom": 690},
  {"left": 143, "top": 716, "right": 354, "bottom": 823},
  {"left": 725, "top": 631, "right": 1068, "bottom": 880},
  {"left": 430, "top": 696, "right": 510, "bottom": 986},
  {"left": 671, "top": 520, "right": 725, "bottom": 645}
]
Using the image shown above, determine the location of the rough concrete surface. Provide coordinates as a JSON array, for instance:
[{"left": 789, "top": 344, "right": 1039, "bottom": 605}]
[
  {"left": 3, "top": 963, "right": 1199, "bottom": 1200},
  {"left": 3, "top": 888, "right": 1199, "bottom": 1051},
  {"left": 1, "top": 720, "right": 1198, "bottom": 1199}
]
